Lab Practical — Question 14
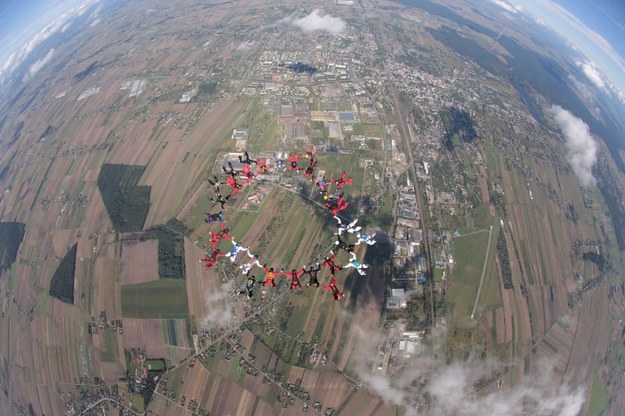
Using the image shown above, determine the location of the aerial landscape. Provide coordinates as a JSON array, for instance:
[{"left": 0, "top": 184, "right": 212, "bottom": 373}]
[{"left": 1, "top": 0, "right": 625, "bottom": 415}]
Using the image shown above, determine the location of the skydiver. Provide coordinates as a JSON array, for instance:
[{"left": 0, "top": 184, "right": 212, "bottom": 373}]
[
  {"left": 333, "top": 216, "right": 361, "bottom": 235},
  {"left": 256, "top": 158, "right": 270, "bottom": 175},
  {"left": 205, "top": 210, "right": 225, "bottom": 224},
  {"left": 236, "top": 271, "right": 264, "bottom": 299},
  {"left": 316, "top": 175, "right": 331, "bottom": 194},
  {"left": 226, "top": 175, "right": 242, "bottom": 194},
  {"left": 261, "top": 265, "right": 282, "bottom": 287},
  {"left": 304, "top": 157, "right": 317, "bottom": 178},
  {"left": 239, "top": 253, "right": 261, "bottom": 274},
  {"left": 201, "top": 249, "right": 225, "bottom": 269},
  {"left": 209, "top": 192, "right": 231, "bottom": 210},
  {"left": 241, "top": 164, "right": 255, "bottom": 183},
  {"left": 356, "top": 232, "right": 377, "bottom": 246},
  {"left": 287, "top": 153, "right": 301, "bottom": 171},
  {"left": 322, "top": 254, "right": 342, "bottom": 277},
  {"left": 222, "top": 161, "right": 238, "bottom": 177},
  {"left": 304, "top": 144, "right": 316, "bottom": 159},
  {"left": 320, "top": 276, "right": 345, "bottom": 301},
  {"left": 238, "top": 151, "right": 257, "bottom": 166},
  {"left": 283, "top": 268, "right": 304, "bottom": 290},
  {"left": 324, "top": 193, "right": 349, "bottom": 216},
  {"left": 207, "top": 175, "right": 224, "bottom": 193},
  {"left": 209, "top": 223, "right": 232, "bottom": 249},
  {"left": 344, "top": 253, "right": 369, "bottom": 276},
  {"left": 225, "top": 240, "right": 250, "bottom": 262},
  {"left": 332, "top": 171, "right": 353, "bottom": 188},
  {"left": 302, "top": 263, "right": 322, "bottom": 287},
  {"left": 275, "top": 158, "right": 286, "bottom": 171},
  {"left": 333, "top": 235, "right": 355, "bottom": 254}
]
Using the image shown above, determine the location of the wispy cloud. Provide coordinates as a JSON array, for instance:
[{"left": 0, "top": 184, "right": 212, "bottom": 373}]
[
  {"left": 351, "top": 323, "right": 586, "bottom": 416},
  {"left": 568, "top": 74, "right": 595, "bottom": 102},
  {"left": 285, "top": 9, "right": 347, "bottom": 35},
  {"left": 550, "top": 105, "right": 599, "bottom": 187}
]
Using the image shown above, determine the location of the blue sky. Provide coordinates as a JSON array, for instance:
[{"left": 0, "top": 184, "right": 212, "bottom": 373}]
[
  {"left": 0, "top": 0, "right": 67, "bottom": 57},
  {"left": 0, "top": 0, "right": 96, "bottom": 87},
  {"left": 507, "top": 0, "right": 625, "bottom": 94}
]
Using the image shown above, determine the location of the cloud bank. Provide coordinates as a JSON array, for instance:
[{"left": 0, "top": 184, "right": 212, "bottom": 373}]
[
  {"left": 289, "top": 9, "right": 346, "bottom": 35},
  {"left": 351, "top": 323, "right": 586, "bottom": 416},
  {"left": 26, "top": 48, "right": 55, "bottom": 79},
  {"left": 550, "top": 105, "right": 599, "bottom": 187}
]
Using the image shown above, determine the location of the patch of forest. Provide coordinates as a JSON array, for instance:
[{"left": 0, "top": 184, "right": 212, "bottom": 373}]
[
  {"left": 97, "top": 164, "right": 151, "bottom": 232},
  {"left": 49, "top": 243, "right": 77, "bottom": 304},
  {"left": 141, "top": 219, "right": 189, "bottom": 279},
  {"left": 0, "top": 222, "right": 25, "bottom": 270},
  {"left": 496, "top": 231, "right": 513, "bottom": 289}
]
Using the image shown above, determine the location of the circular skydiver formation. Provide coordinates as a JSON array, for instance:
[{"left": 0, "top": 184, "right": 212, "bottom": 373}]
[{"left": 200, "top": 146, "right": 375, "bottom": 301}]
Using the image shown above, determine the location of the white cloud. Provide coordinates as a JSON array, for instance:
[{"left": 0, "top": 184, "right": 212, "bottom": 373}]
[
  {"left": 351, "top": 323, "right": 587, "bottom": 416},
  {"left": 550, "top": 105, "right": 599, "bottom": 187},
  {"left": 200, "top": 282, "right": 237, "bottom": 329},
  {"left": 289, "top": 9, "right": 346, "bottom": 35},
  {"left": 90, "top": 18, "right": 101, "bottom": 27},
  {"left": 491, "top": 0, "right": 523, "bottom": 14},
  {"left": 577, "top": 60, "right": 606, "bottom": 90},
  {"left": 0, "top": 0, "right": 98, "bottom": 84},
  {"left": 568, "top": 74, "right": 594, "bottom": 102},
  {"left": 25, "top": 48, "right": 55, "bottom": 79}
]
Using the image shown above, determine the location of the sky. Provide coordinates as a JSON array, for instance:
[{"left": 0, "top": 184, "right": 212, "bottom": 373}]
[
  {"left": 0, "top": 0, "right": 70, "bottom": 59},
  {"left": 504, "top": 0, "right": 625, "bottom": 95},
  {"left": 0, "top": 0, "right": 96, "bottom": 88}
]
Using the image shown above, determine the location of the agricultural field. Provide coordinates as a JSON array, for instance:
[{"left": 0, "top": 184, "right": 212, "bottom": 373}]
[
  {"left": 121, "top": 280, "right": 189, "bottom": 319},
  {"left": 2, "top": 0, "right": 625, "bottom": 415}
]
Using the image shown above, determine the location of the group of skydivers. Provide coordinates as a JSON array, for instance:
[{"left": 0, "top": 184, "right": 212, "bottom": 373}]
[{"left": 201, "top": 146, "right": 376, "bottom": 301}]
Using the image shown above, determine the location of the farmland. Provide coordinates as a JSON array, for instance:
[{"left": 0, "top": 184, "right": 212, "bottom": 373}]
[
  {"left": 1, "top": 0, "right": 624, "bottom": 415},
  {"left": 121, "top": 280, "right": 189, "bottom": 319}
]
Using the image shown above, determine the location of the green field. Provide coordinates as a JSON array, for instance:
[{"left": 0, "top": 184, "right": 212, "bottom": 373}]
[
  {"left": 448, "top": 225, "right": 500, "bottom": 323},
  {"left": 588, "top": 372, "right": 610, "bottom": 416},
  {"left": 121, "top": 279, "right": 189, "bottom": 318}
]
